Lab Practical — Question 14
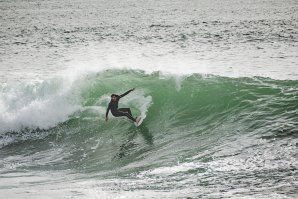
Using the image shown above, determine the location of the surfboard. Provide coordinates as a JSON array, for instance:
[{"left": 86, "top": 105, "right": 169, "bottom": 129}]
[{"left": 134, "top": 116, "right": 144, "bottom": 127}]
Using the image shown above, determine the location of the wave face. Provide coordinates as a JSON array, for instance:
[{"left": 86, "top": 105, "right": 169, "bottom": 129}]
[{"left": 0, "top": 70, "right": 297, "bottom": 198}]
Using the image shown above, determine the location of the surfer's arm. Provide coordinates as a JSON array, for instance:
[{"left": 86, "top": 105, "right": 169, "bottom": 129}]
[
  {"left": 105, "top": 104, "right": 111, "bottom": 121},
  {"left": 119, "top": 88, "right": 135, "bottom": 98}
]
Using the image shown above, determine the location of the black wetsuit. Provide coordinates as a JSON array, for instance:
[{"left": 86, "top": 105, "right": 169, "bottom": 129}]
[{"left": 106, "top": 90, "right": 136, "bottom": 122}]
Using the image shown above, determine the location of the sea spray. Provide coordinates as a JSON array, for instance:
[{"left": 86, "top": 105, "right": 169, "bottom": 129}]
[{"left": 0, "top": 78, "right": 81, "bottom": 133}]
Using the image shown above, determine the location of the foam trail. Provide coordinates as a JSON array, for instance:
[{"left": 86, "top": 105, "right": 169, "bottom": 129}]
[{"left": 118, "top": 90, "right": 152, "bottom": 119}]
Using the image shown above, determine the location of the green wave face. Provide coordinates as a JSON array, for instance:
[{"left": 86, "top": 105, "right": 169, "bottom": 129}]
[
  {"left": 0, "top": 70, "right": 296, "bottom": 182},
  {"left": 1, "top": 70, "right": 297, "bottom": 197},
  {"left": 8, "top": 70, "right": 292, "bottom": 176}
]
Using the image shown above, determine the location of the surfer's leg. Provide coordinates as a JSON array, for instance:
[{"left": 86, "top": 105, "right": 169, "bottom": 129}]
[
  {"left": 118, "top": 108, "right": 132, "bottom": 116},
  {"left": 122, "top": 112, "right": 136, "bottom": 122},
  {"left": 114, "top": 110, "right": 136, "bottom": 122}
]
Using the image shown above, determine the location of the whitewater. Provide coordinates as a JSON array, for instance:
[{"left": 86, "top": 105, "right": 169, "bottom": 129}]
[{"left": 0, "top": 0, "right": 298, "bottom": 198}]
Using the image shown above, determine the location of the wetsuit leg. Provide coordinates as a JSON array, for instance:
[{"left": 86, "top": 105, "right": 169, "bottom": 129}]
[
  {"left": 112, "top": 109, "right": 136, "bottom": 122},
  {"left": 118, "top": 108, "right": 132, "bottom": 116}
]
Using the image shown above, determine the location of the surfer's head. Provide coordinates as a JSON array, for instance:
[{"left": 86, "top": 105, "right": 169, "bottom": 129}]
[{"left": 111, "top": 94, "right": 117, "bottom": 101}]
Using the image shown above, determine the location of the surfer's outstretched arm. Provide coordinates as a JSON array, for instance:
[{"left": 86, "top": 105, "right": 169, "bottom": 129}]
[
  {"left": 120, "top": 88, "right": 135, "bottom": 98},
  {"left": 105, "top": 104, "right": 111, "bottom": 121}
]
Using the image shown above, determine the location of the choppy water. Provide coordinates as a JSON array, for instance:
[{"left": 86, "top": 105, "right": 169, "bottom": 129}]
[{"left": 0, "top": 0, "right": 298, "bottom": 198}]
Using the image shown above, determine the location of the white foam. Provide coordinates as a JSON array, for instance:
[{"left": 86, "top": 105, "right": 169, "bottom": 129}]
[
  {"left": 117, "top": 90, "right": 152, "bottom": 119},
  {"left": 139, "top": 162, "right": 201, "bottom": 177},
  {"left": 0, "top": 79, "right": 80, "bottom": 133}
]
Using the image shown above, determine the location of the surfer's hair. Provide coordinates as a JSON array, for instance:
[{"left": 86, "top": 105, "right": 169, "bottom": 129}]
[{"left": 111, "top": 94, "right": 117, "bottom": 98}]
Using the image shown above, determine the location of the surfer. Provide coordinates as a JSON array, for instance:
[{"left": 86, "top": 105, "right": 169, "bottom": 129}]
[{"left": 105, "top": 88, "right": 139, "bottom": 124}]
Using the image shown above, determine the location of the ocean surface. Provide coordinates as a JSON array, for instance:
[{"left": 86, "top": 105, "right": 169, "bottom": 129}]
[{"left": 0, "top": 0, "right": 298, "bottom": 198}]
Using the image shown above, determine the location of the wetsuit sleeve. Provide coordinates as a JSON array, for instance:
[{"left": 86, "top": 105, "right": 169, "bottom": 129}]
[
  {"left": 119, "top": 89, "right": 133, "bottom": 98},
  {"left": 106, "top": 103, "right": 111, "bottom": 118}
]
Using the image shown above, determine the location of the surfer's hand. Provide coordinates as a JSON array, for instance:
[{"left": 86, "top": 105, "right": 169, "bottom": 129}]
[
  {"left": 130, "top": 88, "right": 135, "bottom": 91},
  {"left": 105, "top": 117, "right": 108, "bottom": 122}
]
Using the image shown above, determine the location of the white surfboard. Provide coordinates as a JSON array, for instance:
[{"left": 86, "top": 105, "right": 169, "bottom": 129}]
[{"left": 134, "top": 116, "right": 144, "bottom": 127}]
